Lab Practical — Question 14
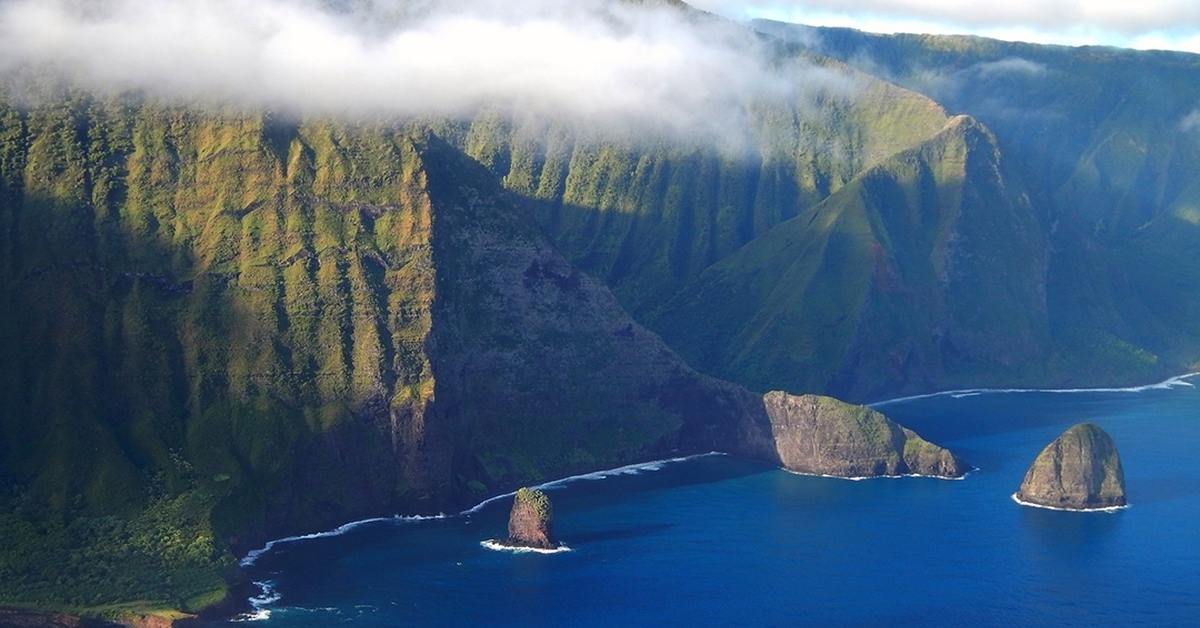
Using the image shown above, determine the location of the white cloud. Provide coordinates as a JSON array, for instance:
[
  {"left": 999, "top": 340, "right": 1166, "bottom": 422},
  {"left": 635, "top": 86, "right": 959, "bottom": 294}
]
[
  {"left": 690, "top": 0, "right": 1200, "bottom": 52},
  {"left": 970, "top": 58, "right": 1048, "bottom": 78},
  {"left": 0, "top": 0, "right": 846, "bottom": 142},
  {"left": 1181, "top": 109, "right": 1200, "bottom": 133}
]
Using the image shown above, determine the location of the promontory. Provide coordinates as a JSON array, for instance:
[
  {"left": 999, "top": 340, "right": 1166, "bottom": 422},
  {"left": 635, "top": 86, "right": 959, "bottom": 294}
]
[{"left": 762, "top": 392, "right": 969, "bottom": 478}]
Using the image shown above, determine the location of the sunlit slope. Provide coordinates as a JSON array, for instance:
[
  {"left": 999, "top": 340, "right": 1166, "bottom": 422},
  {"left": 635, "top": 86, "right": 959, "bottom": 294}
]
[
  {"left": 0, "top": 94, "right": 444, "bottom": 611},
  {"left": 647, "top": 116, "right": 1060, "bottom": 401},
  {"left": 754, "top": 21, "right": 1200, "bottom": 381},
  {"left": 443, "top": 49, "right": 949, "bottom": 315},
  {"left": 0, "top": 90, "right": 769, "bottom": 613},
  {"left": 755, "top": 21, "right": 1200, "bottom": 243}
]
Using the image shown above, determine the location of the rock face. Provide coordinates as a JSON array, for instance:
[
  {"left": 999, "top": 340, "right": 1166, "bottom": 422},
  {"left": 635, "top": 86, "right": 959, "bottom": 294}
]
[
  {"left": 762, "top": 391, "right": 969, "bottom": 478},
  {"left": 505, "top": 488, "right": 559, "bottom": 550},
  {"left": 1014, "top": 423, "right": 1127, "bottom": 510}
]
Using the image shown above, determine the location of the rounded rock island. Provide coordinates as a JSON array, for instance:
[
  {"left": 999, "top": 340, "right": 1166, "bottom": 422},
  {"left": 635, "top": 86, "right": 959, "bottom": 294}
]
[{"left": 1014, "top": 422, "right": 1127, "bottom": 511}]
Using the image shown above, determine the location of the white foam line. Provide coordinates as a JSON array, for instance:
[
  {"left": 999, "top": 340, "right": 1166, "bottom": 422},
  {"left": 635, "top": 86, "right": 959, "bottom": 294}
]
[
  {"left": 240, "top": 452, "right": 722, "bottom": 566},
  {"left": 870, "top": 372, "right": 1199, "bottom": 408},
  {"left": 783, "top": 468, "right": 972, "bottom": 482},
  {"left": 1011, "top": 493, "right": 1129, "bottom": 513},
  {"left": 532, "top": 452, "right": 724, "bottom": 490},
  {"left": 458, "top": 452, "right": 725, "bottom": 516},
  {"left": 229, "top": 580, "right": 280, "bottom": 622},
  {"left": 239, "top": 513, "right": 448, "bottom": 567},
  {"left": 480, "top": 539, "right": 572, "bottom": 554}
]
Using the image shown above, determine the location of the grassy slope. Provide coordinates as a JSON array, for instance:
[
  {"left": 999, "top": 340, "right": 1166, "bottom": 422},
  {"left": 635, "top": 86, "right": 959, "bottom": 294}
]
[
  {"left": 755, "top": 20, "right": 1200, "bottom": 383},
  {"left": 648, "top": 116, "right": 1060, "bottom": 401},
  {"left": 0, "top": 86, "right": 778, "bottom": 616},
  {"left": 0, "top": 89, "right": 444, "bottom": 613},
  {"left": 439, "top": 48, "right": 949, "bottom": 317}
]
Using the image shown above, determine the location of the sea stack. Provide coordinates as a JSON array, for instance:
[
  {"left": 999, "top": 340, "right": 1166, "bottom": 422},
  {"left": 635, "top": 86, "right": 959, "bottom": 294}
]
[
  {"left": 505, "top": 487, "right": 559, "bottom": 549},
  {"left": 763, "top": 392, "right": 970, "bottom": 478},
  {"left": 1014, "top": 423, "right": 1127, "bottom": 510}
]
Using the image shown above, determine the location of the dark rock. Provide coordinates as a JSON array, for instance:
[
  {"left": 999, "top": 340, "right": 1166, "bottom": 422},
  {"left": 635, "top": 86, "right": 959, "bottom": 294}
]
[
  {"left": 504, "top": 488, "right": 559, "bottom": 550},
  {"left": 1014, "top": 422, "right": 1127, "bottom": 510},
  {"left": 0, "top": 608, "right": 121, "bottom": 628},
  {"left": 762, "top": 391, "right": 969, "bottom": 478}
]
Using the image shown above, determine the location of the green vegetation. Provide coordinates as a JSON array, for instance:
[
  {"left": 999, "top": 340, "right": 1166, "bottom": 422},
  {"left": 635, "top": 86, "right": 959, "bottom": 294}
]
[
  {"left": 443, "top": 51, "right": 949, "bottom": 317},
  {"left": 514, "top": 487, "right": 553, "bottom": 521},
  {"left": 0, "top": 87, "right": 441, "bottom": 613},
  {"left": 647, "top": 116, "right": 1054, "bottom": 400},
  {"left": 750, "top": 20, "right": 1200, "bottom": 394},
  {"left": 0, "top": 485, "right": 233, "bottom": 615},
  {"left": 0, "top": 84, "right": 754, "bottom": 615},
  {"left": 4, "top": 7, "right": 1200, "bottom": 617},
  {"left": 763, "top": 391, "right": 967, "bottom": 477}
]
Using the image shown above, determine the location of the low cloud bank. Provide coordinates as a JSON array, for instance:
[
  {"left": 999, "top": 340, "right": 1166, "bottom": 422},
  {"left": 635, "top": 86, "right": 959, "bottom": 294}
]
[{"left": 0, "top": 0, "right": 844, "bottom": 140}]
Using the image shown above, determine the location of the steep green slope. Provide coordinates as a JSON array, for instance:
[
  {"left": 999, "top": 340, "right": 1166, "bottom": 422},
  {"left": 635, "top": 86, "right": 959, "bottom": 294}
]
[
  {"left": 0, "top": 81, "right": 974, "bottom": 617},
  {"left": 0, "top": 91, "right": 444, "bottom": 613},
  {"left": 753, "top": 20, "right": 1200, "bottom": 382},
  {"left": 0, "top": 89, "right": 707, "bottom": 614},
  {"left": 753, "top": 20, "right": 1200, "bottom": 242},
  {"left": 441, "top": 49, "right": 950, "bottom": 316},
  {"left": 648, "top": 116, "right": 1059, "bottom": 401}
]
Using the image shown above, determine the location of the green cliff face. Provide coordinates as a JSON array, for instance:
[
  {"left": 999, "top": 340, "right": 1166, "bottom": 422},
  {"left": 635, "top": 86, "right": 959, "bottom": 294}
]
[
  {"left": 754, "top": 20, "right": 1200, "bottom": 387},
  {"left": 442, "top": 50, "right": 949, "bottom": 317},
  {"left": 647, "top": 116, "right": 1053, "bottom": 400},
  {"left": 0, "top": 88, "right": 773, "bottom": 614},
  {"left": 4, "top": 4, "right": 1197, "bottom": 616},
  {"left": 0, "top": 91, "right": 443, "bottom": 612}
]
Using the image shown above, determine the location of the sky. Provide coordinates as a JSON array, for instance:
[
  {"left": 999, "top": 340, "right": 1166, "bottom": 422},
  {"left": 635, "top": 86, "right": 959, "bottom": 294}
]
[{"left": 689, "top": 0, "right": 1200, "bottom": 53}]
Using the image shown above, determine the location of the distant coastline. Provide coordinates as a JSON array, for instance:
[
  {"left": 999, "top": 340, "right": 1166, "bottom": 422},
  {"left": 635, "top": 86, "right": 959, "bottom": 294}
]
[{"left": 870, "top": 372, "right": 1199, "bottom": 408}]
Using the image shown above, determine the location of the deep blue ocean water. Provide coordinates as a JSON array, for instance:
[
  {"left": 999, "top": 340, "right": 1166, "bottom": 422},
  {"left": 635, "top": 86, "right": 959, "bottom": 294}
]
[{"left": 226, "top": 376, "right": 1200, "bottom": 627}]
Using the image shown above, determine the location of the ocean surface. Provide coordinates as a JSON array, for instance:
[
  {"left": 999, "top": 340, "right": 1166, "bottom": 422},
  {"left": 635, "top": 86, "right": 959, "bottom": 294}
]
[{"left": 225, "top": 375, "right": 1200, "bottom": 627}]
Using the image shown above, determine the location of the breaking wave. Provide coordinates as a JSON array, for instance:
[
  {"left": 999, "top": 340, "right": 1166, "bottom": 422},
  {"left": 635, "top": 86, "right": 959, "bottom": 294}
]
[
  {"left": 241, "top": 453, "right": 719, "bottom": 567},
  {"left": 871, "top": 372, "right": 1198, "bottom": 408},
  {"left": 1010, "top": 493, "right": 1129, "bottom": 513},
  {"left": 480, "top": 539, "right": 572, "bottom": 554},
  {"left": 239, "top": 513, "right": 448, "bottom": 567},
  {"left": 782, "top": 468, "right": 972, "bottom": 482},
  {"left": 459, "top": 452, "right": 724, "bottom": 515},
  {"left": 230, "top": 580, "right": 281, "bottom": 622}
]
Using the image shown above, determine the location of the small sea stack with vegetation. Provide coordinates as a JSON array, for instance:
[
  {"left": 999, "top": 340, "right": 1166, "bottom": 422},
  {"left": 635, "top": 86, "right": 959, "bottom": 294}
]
[
  {"left": 1014, "top": 423, "right": 1127, "bottom": 511},
  {"left": 486, "top": 488, "right": 562, "bottom": 552}
]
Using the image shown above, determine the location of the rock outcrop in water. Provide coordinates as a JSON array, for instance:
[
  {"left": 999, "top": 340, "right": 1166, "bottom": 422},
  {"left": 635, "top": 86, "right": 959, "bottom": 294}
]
[
  {"left": 762, "top": 392, "right": 970, "bottom": 478},
  {"left": 503, "top": 488, "right": 559, "bottom": 550},
  {"left": 1014, "top": 423, "right": 1127, "bottom": 510}
]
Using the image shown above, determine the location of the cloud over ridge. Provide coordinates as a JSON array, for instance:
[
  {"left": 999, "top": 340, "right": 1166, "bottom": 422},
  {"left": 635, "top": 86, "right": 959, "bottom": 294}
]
[{"left": 0, "top": 0, "right": 837, "bottom": 139}]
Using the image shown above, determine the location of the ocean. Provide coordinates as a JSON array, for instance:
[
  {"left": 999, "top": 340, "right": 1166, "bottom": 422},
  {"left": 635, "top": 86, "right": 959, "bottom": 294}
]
[{"left": 224, "top": 375, "right": 1200, "bottom": 627}]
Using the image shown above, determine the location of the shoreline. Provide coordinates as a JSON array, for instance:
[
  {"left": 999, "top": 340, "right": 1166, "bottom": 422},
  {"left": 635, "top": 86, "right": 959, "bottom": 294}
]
[
  {"left": 869, "top": 371, "right": 1199, "bottom": 408},
  {"left": 782, "top": 467, "right": 974, "bottom": 482},
  {"left": 231, "top": 372, "right": 1200, "bottom": 566},
  {"left": 480, "top": 540, "right": 572, "bottom": 554},
  {"left": 231, "top": 372, "right": 1197, "bottom": 618},
  {"left": 239, "top": 452, "right": 722, "bottom": 566},
  {"left": 231, "top": 452, "right": 721, "bottom": 621},
  {"left": 1010, "top": 493, "right": 1129, "bottom": 513}
]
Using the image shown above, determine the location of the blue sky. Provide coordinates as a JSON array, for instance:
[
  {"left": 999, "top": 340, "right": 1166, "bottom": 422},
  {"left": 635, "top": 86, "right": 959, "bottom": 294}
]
[{"left": 689, "top": 0, "right": 1200, "bottom": 53}]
